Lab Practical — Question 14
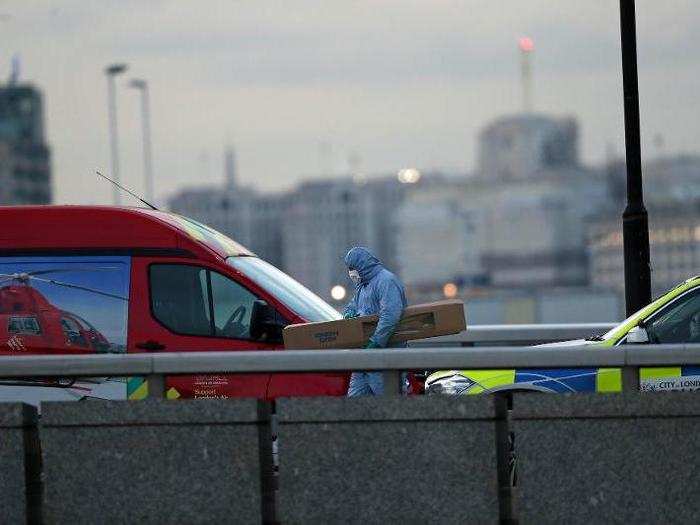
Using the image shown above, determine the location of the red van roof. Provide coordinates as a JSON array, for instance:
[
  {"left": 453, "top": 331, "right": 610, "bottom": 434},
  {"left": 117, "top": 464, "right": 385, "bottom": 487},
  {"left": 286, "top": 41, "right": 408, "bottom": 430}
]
[{"left": 0, "top": 206, "right": 253, "bottom": 260}]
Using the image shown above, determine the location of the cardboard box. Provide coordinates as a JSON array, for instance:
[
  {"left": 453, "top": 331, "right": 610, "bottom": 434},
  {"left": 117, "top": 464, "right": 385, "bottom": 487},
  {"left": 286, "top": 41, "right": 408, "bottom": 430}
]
[{"left": 283, "top": 299, "right": 466, "bottom": 349}]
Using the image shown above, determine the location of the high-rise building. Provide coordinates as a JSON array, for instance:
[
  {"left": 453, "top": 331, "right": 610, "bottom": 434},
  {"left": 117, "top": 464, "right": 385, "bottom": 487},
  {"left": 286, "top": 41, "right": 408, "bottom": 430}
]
[
  {"left": 478, "top": 114, "right": 578, "bottom": 180},
  {"left": 589, "top": 202, "right": 700, "bottom": 296},
  {"left": 642, "top": 154, "right": 700, "bottom": 204},
  {"left": 396, "top": 114, "right": 608, "bottom": 293},
  {"left": 588, "top": 155, "right": 700, "bottom": 295},
  {"left": 281, "top": 175, "right": 416, "bottom": 303},
  {"left": 169, "top": 185, "right": 289, "bottom": 269},
  {"left": 250, "top": 192, "right": 287, "bottom": 269},
  {"left": 395, "top": 178, "right": 489, "bottom": 295},
  {"left": 0, "top": 84, "right": 52, "bottom": 204},
  {"left": 282, "top": 178, "right": 367, "bottom": 303},
  {"left": 481, "top": 169, "right": 608, "bottom": 288},
  {"left": 472, "top": 113, "right": 612, "bottom": 288},
  {"left": 168, "top": 185, "right": 256, "bottom": 248},
  {"left": 168, "top": 147, "right": 287, "bottom": 267}
]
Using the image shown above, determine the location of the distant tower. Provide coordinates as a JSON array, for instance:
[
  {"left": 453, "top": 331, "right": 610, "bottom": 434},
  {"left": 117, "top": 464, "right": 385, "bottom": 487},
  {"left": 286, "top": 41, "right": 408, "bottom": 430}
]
[
  {"left": 518, "top": 37, "right": 534, "bottom": 113},
  {"left": 224, "top": 146, "right": 236, "bottom": 190},
  {"left": 8, "top": 53, "right": 20, "bottom": 85}
]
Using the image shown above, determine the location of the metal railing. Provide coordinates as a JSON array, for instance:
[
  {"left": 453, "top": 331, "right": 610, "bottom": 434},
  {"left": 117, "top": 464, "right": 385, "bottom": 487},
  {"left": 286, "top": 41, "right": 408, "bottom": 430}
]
[
  {"left": 408, "top": 322, "right": 617, "bottom": 346},
  {"left": 2, "top": 343, "right": 700, "bottom": 397}
]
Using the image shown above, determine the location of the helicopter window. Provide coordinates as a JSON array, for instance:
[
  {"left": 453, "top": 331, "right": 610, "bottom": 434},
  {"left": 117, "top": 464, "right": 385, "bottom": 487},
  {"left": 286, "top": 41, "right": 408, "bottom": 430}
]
[
  {"left": 150, "top": 264, "right": 262, "bottom": 340},
  {"left": 61, "top": 317, "right": 80, "bottom": 333},
  {"left": 8, "top": 316, "right": 41, "bottom": 335},
  {"left": 60, "top": 317, "right": 89, "bottom": 348},
  {"left": 7, "top": 318, "right": 19, "bottom": 333}
]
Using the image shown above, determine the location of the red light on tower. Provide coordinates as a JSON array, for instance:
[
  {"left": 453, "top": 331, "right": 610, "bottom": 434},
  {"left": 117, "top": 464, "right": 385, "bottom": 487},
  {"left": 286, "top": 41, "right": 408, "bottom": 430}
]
[
  {"left": 519, "top": 37, "right": 534, "bottom": 52},
  {"left": 518, "top": 36, "right": 534, "bottom": 112}
]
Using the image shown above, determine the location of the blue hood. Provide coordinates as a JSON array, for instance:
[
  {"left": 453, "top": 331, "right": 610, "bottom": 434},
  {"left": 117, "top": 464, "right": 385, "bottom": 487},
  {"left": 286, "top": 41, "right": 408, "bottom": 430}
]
[{"left": 344, "top": 246, "right": 383, "bottom": 283}]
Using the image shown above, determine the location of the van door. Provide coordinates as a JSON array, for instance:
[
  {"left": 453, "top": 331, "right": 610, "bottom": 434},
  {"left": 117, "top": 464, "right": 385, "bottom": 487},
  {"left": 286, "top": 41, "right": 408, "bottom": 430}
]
[{"left": 129, "top": 258, "right": 274, "bottom": 399}]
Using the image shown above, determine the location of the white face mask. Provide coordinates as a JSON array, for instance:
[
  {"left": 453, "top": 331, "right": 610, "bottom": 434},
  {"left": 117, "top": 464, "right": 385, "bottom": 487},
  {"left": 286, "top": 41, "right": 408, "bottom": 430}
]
[{"left": 348, "top": 269, "right": 361, "bottom": 285}]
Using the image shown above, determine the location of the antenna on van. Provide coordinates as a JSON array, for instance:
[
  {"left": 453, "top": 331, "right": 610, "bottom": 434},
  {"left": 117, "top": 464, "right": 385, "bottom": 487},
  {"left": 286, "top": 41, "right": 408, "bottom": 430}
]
[{"left": 95, "top": 170, "right": 158, "bottom": 211}]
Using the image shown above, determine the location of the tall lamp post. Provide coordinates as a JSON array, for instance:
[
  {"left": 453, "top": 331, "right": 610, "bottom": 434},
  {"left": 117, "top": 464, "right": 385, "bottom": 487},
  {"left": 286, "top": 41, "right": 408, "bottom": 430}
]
[
  {"left": 105, "top": 63, "right": 128, "bottom": 205},
  {"left": 619, "top": 0, "right": 651, "bottom": 316},
  {"left": 129, "top": 79, "right": 154, "bottom": 203}
]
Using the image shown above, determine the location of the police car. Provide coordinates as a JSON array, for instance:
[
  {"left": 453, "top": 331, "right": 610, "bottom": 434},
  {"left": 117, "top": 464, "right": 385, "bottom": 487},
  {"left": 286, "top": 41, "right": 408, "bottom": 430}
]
[{"left": 425, "top": 276, "right": 700, "bottom": 395}]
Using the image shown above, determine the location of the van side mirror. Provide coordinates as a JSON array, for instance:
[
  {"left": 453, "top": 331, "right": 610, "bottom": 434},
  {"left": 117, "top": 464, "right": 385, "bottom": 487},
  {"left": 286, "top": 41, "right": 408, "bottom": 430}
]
[
  {"left": 250, "top": 300, "right": 286, "bottom": 343},
  {"left": 627, "top": 325, "right": 649, "bottom": 344}
]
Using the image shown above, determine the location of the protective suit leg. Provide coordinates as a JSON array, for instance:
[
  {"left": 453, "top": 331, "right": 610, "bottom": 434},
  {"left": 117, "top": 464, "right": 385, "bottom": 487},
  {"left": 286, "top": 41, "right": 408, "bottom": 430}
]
[
  {"left": 366, "top": 372, "right": 384, "bottom": 395},
  {"left": 347, "top": 372, "right": 371, "bottom": 396},
  {"left": 347, "top": 372, "right": 384, "bottom": 396}
]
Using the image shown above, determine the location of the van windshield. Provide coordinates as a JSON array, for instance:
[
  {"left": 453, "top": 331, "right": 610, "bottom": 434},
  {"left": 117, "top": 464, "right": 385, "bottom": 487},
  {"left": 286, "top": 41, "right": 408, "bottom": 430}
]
[{"left": 227, "top": 257, "right": 341, "bottom": 322}]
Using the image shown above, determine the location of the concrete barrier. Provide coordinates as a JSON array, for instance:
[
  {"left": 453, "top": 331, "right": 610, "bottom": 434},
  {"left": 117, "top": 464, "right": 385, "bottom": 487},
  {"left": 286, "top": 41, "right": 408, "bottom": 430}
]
[
  {"left": 0, "top": 403, "right": 40, "bottom": 525},
  {"left": 5, "top": 386, "right": 700, "bottom": 523},
  {"left": 40, "top": 399, "right": 267, "bottom": 524},
  {"left": 277, "top": 396, "right": 500, "bottom": 524},
  {"left": 512, "top": 392, "right": 700, "bottom": 524}
]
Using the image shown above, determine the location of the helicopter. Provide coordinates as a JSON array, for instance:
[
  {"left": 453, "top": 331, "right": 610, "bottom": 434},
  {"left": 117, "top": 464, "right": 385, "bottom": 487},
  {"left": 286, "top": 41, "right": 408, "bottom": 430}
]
[{"left": 0, "top": 266, "right": 127, "bottom": 391}]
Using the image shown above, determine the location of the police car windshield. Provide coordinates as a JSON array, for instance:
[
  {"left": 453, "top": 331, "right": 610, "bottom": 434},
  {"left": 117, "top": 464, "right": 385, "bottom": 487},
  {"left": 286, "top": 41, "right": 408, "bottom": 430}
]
[
  {"left": 600, "top": 284, "right": 683, "bottom": 341},
  {"left": 227, "top": 257, "right": 341, "bottom": 322},
  {"left": 601, "top": 307, "right": 649, "bottom": 341}
]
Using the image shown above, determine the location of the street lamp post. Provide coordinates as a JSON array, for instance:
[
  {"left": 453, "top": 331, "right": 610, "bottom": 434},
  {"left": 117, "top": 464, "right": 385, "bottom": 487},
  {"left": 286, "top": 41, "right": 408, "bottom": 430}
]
[
  {"left": 129, "top": 79, "right": 154, "bottom": 203},
  {"left": 105, "top": 63, "right": 128, "bottom": 206},
  {"left": 619, "top": 0, "right": 651, "bottom": 316}
]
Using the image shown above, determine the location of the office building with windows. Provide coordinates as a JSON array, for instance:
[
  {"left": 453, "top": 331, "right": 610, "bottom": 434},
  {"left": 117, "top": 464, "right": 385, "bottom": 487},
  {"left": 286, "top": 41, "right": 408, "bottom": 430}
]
[{"left": 0, "top": 84, "right": 52, "bottom": 204}]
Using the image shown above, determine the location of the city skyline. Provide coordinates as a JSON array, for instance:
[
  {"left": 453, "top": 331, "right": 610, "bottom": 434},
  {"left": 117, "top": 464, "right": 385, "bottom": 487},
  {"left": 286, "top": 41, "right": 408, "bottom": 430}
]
[{"left": 2, "top": 1, "right": 699, "bottom": 205}]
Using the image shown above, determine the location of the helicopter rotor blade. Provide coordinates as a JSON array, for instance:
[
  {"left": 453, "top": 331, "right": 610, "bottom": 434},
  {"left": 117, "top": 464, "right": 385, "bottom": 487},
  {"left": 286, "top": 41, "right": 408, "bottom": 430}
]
[
  {"left": 0, "top": 268, "right": 120, "bottom": 285},
  {"left": 29, "top": 276, "right": 128, "bottom": 301},
  {"left": 25, "top": 267, "right": 120, "bottom": 277}
]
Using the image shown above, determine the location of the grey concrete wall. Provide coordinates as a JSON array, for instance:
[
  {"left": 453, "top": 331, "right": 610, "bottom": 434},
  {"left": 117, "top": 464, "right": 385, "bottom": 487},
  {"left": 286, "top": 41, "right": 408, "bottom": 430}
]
[
  {"left": 277, "top": 396, "right": 500, "bottom": 524},
  {"left": 40, "top": 399, "right": 265, "bottom": 525},
  {"left": 0, "top": 403, "right": 39, "bottom": 525},
  {"left": 512, "top": 392, "right": 700, "bottom": 524}
]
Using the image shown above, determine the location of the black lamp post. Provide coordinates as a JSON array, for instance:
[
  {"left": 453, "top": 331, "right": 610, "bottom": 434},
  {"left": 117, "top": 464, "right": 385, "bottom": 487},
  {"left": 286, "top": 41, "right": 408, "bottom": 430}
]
[{"left": 619, "top": 0, "right": 651, "bottom": 316}]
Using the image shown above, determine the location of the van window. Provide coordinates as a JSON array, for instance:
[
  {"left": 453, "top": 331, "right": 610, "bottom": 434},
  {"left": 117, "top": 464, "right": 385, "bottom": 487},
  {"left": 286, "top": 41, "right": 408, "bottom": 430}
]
[
  {"left": 210, "top": 271, "right": 258, "bottom": 338},
  {"left": 150, "top": 264, "right": 260, "bottom": 339},
  {"left": 227, "top": 256, "right": 341, "bottom": 322},
  {"left": 150, "top": 265, "right": 211, "bottom": 336}
]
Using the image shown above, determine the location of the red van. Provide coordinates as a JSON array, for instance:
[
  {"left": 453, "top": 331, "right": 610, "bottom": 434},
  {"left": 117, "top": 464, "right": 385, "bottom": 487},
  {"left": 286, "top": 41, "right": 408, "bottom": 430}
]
[{"left": 0, "top": 206, "right": 347, "bottom": 404}]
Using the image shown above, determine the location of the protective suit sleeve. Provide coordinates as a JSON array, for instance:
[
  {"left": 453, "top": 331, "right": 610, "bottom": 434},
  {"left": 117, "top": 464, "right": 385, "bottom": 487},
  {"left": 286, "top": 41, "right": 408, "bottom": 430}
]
[
  {"left": 343, "top": 292, "right": 359, "bottom": 319},
  {"left": 369, "top": 278, "right": 404, "bottom": 347}
]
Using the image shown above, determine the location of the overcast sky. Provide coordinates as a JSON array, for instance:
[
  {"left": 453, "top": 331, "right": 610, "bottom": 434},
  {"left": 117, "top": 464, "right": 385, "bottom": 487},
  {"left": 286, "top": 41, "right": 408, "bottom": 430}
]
[{"left": 2, "top": 1, "right": 699, "bottom": 205}]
